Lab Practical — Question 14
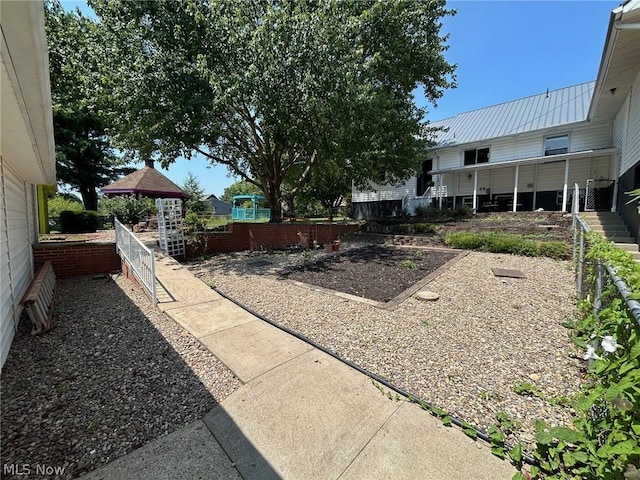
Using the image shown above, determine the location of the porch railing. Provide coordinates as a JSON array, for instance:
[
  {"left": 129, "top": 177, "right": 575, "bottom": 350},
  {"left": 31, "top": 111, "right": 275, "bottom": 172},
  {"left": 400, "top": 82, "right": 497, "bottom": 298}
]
[
  {"left": 232, "top": 207, "right": 271, "bottom": 221},
  {"left": 572, "top": 184, "right": 640, "bottom": 326},
  {"left": 115, "top": 218, "right": 157, "bottom": 308}
]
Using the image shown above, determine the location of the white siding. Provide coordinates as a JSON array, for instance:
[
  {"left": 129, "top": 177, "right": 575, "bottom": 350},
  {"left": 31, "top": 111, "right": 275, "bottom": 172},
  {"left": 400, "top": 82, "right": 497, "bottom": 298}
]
[
  {"left": 613, "top": 95, "right": 628, "bottom": 151},
  {"left": 1, "top": 159, "right": 34, "bottom": 367},
  {"left": 352, "top": 178, "right": 416, "bottom": 202},
  {"left": 571, "top": 123, "right": 611, "bottom": 152},
  {"left": 436, "top": 149, "right": 460, "bottom": 170},
  {"left": 536, "top": 161, "right": 566, "bottom": 191},
  {"left": 621, "top": 73, "right": 640, "bottom": 175}
]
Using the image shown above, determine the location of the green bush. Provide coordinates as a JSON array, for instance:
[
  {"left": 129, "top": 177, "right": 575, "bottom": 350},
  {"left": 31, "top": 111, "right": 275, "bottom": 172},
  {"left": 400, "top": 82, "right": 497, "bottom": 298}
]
[
  {"left": 99, "top": 196, "right": 156, "bottom": 224},
  {"left": 184, "top": 211, "right": 205, "bottom": 233},
  {"left": 413, "top": 223, "right": 436, "bottom": 234},
  {"left": 537, "top": 241, "right": 567, "bottom": 260},
  {"left": 59, "top": 210, "right": 99, "bottom": 233},
  {"left": 443, "top": 232, "right": 484, "bottom": 249},
  {"left": 48, "top": 194, "right": 83, "bottom": 218},
  {"left": 444, "top": 232, "right": 568, "bottom": 260}
]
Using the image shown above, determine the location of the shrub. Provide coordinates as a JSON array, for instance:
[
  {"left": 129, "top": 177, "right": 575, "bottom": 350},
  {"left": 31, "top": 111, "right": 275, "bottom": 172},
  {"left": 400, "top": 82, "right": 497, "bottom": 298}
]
[
  {"left": 59, "top": 210, "right": 99, "bottom": 233},
  {"left": 413, "top": 223, "right": 436, "bottom": 234},
  {"left": 99, "top": 196, "right": 156, "bottom": 224},
  {"left": 444, "top": 232, "right": 569, "bottom": 260},
  {"left": 443, "top": 232, "right": 484, "bottom": 249},
  {"left": 48, "top": 194, "right": 83, "bottom": 218},
  {"left": 184, "top": 211, "right": 205, "bottom": 233},
  {"left": 391, "top": 223, "right": 411, "bottom": 234},
  {"left": 537, "top": 241, "right": 568, "bottom": 260}
]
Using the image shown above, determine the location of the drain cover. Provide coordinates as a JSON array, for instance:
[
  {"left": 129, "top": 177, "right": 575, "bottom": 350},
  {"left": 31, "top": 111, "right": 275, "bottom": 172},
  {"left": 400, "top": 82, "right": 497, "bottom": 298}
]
[{"left": 491, "top": 268, "right": 526, "bottom": 279}]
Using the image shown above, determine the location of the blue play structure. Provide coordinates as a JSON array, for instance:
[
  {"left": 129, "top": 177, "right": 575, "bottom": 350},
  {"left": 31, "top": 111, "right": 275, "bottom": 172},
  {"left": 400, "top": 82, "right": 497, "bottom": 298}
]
[{"left": 231, "top": 194, "right": 271, "bottom": 221}]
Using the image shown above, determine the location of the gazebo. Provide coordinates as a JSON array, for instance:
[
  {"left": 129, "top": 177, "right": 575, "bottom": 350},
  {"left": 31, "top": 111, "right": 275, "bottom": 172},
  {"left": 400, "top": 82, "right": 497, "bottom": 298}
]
[
  {"left": 231, "top": 194, "right": 271, "bottom": 221},
  {"left": 101, "top": 160, "right": 189, "bottom": 200}
]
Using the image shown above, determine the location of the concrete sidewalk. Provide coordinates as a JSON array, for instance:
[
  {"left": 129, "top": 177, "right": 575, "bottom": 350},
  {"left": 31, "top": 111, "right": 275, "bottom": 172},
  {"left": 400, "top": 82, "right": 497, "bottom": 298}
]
[{"left": 83, "top": 252, "right": 516, "bottom": 479}]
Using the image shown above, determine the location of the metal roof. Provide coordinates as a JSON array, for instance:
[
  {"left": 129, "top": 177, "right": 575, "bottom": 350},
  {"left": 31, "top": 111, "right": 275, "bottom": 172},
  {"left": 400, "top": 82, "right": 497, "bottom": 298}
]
[{"left": 428, "top": 81, "right": 595, "bottom": 148}]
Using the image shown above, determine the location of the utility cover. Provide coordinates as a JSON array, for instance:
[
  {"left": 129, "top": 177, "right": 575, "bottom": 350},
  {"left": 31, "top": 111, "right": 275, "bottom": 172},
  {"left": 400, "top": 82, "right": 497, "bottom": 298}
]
[{"left": 491, "top": 268, "right": 526, "bottom": 279}]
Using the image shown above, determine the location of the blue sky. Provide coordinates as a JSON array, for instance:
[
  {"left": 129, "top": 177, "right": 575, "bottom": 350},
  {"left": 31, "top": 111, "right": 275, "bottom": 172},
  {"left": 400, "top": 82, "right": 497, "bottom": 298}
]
[{"left": 63, "top": 1, "right": 619, "bottom": 197}]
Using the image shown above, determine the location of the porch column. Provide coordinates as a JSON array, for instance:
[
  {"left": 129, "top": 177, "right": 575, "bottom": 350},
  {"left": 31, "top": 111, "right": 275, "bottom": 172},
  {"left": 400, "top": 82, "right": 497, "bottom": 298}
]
[
  {"left": 610, "top": 153, "right": 620, "bottom": 212},
  {"left": 438, "top": 175, "right": 443, "bottom": 209},
  {"left": 472, "top": 169, "right": 478, "bottom": 212},
  {"left": 512, "top": 165, "right": 519, "bottom": 213},
  {"left": 561, "top": 159, "right": 569, "bottom": 212}
]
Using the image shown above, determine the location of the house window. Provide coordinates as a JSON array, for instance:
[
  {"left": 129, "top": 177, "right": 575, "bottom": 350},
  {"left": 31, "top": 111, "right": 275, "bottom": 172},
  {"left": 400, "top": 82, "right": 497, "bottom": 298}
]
[
  {"left": 544, "top": 134, "right": 569, "bottom": 156},
  {"left": 463, "top": 147, "right": 490, "bottom": 166}
]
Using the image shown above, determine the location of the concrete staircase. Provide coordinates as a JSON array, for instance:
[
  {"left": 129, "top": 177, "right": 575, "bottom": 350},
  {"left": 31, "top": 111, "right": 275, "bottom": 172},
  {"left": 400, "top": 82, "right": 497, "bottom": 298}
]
[{"left": 581, "top": 211, "right": 640, "bottom": 262}]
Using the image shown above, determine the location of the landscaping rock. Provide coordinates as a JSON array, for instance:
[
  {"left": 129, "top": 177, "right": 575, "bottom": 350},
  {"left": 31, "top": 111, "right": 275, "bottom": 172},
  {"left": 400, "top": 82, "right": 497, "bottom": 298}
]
[{"left": 415, "top": 290, "right": 440, "bottom": 301}]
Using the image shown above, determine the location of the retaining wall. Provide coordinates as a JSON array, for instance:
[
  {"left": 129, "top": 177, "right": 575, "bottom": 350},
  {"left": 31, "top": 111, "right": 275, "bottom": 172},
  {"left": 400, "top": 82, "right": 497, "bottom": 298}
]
[
  {"left": 33, "top": 242, "right": 121, "bottom": 278},
  {"left": 186, "top": 223, "right": 361, "bottom": 257}
]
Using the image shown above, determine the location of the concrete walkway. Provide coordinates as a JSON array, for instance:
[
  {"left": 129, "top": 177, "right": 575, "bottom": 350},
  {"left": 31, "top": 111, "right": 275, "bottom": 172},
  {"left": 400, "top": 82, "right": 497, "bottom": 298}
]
[{"left": 83, "top": 251, "right": 516, "bottom": 480}]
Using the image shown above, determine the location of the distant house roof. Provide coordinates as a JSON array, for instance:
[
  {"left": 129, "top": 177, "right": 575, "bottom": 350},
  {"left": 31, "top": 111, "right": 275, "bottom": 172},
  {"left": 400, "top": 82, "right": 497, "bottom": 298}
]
[
  {"left": 101, "top": 160, "right": 189, "bottom": 199},
  {"left": 429, "top": 81, "right": 595, "bottom": 148}
]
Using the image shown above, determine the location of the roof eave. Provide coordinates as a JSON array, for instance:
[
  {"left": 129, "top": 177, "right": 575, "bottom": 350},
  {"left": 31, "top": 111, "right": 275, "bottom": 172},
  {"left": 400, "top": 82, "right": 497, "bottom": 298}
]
[{"left": 587, "top": 5, "right": 624, "bottom": 121}]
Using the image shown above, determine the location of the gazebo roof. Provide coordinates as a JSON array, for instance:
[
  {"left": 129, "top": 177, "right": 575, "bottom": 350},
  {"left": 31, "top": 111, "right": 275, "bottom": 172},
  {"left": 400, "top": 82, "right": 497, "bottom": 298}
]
[{"left": 101, "top": 161, "right": 189, "bottom": 199}]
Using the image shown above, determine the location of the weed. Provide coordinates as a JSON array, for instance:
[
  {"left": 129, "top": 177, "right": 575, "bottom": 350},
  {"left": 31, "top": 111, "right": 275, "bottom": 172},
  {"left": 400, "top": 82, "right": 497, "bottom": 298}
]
[
  {"left": 400, "top": 260, "right": 417, "bottom": 269},
  {"left": 513, "top": 382, "right": 543, "bottom": 398},
  {"left": 55, "top": 383, "right": 68, "bottom": 397},
  {"left": 207, "top": 279, "right": 216, "bottom": 289},
  {"left": 88, "top": 418, "right": 101, "bottom": 430}
]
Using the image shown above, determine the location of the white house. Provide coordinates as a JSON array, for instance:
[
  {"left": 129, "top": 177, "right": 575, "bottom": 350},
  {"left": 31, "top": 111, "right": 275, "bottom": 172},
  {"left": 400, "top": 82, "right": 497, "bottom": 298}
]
[
  {"left": 352, "top": 0, "right": 640, "bottom": 242},
  {"left": 1, "top": 2, "right": 56, "bottom": 367}
]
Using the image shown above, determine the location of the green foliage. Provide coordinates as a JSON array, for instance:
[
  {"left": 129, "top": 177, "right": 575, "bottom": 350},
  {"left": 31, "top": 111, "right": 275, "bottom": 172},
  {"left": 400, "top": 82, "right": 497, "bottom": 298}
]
[
  {"left": 184, "top": 211, "right": 206, "bottom": 234},
  {"left": 220, "top": 181, "right": 263, "bottom": 204},
  {"left": 48, "top": 194, "right": 83, "bottom": 217},
  {"left": 59, "top": 210, "right": 99, "bottom": 233},
  {"left": 626, "top": 188, "right": 640, "bottom": 214},
  {"left": 182, "top": 173, "right": 213, "bottom": 215},
  {"left": 88, "top": 0, "right": 456, "bottom": 219},
  {"left": 443, "top": 232, "right": 568, "bottom": 260},
  {"left": 517, "top": 231, "right": 640, "bottom": 479},
  {"left": 513, "top": 382, "right": 544, "bottom": 398},
  {"left": 400, "top": 260, "right": 417, "bottom": 270},
  {"left": 45, "top": 1, "right": 131, "bottom": 210},
  {"left": 99, "top": 195, "right": 155, "bottom": 224}
]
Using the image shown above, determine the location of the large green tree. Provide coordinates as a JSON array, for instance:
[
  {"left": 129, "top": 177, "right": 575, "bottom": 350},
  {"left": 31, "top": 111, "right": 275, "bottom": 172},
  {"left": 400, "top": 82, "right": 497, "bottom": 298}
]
[
  {"left": 45, "top": 1, "right": 131, "bottom": 211},
  {"left": 220, "top": 181, "right": 264, "bottom": 204},
  {"left": 89, "top": 0, "right": 455, "bottom": 219}
]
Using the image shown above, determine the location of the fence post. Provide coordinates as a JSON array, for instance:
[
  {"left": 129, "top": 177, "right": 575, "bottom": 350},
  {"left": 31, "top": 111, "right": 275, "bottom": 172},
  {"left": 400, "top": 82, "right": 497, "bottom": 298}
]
[
  {"left": 577, "top": 228, "right": 585, "bottom": 299},
  {"left": 594, "top": 261, "right": 603, "bottom": 317}
]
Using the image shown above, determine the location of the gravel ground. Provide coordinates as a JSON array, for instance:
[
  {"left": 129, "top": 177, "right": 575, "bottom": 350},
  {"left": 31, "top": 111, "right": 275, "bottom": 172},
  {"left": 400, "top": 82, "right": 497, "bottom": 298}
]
[
  {"left": 1, "top": 274, "right": 240, "bottom": 479},
  {"left": 188, "top": 242, "right": 584, "bottom": 448}
]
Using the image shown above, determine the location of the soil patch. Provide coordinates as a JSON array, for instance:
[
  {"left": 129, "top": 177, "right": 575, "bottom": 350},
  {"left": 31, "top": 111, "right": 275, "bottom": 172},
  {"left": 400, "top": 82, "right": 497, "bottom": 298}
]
[{"left": 281, "top": 245, "right": 457, "bottom": 302}]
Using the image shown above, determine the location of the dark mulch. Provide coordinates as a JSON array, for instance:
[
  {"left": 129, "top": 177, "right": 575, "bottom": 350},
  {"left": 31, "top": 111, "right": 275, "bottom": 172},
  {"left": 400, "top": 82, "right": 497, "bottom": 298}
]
[{"left": 281, "top": 245, "right": 456, "bottom": 302}]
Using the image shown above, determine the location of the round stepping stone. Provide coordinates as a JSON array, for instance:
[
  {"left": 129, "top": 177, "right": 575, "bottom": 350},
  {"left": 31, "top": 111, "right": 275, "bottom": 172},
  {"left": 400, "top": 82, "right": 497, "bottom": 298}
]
[{"left": 415, "top": 290, "right": 439, "bottom": 301}]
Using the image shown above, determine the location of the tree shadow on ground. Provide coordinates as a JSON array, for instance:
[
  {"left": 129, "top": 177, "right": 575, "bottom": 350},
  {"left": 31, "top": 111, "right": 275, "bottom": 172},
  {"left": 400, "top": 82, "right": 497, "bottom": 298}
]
[{"left": 0, "top": 275, "right": 241, "bottom": 478}]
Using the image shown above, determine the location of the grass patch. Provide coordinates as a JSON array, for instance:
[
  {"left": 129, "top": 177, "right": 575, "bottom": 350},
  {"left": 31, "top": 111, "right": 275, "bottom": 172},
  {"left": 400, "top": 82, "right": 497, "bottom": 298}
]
[{"left": 443, "top": 232, "right": 567, "bottom": 259}]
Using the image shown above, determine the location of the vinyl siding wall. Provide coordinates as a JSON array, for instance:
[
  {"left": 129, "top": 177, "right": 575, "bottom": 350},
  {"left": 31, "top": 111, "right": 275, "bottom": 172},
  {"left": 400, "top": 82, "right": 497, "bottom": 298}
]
[
  {"left": 436, "top": 121, "right": 612, "bottom": 170},
  {"left": 618, "top": 72, "right": 640, "bottom": 176},
  {"left": 1, "top": 158, "right": 36, "bottom": 367}
]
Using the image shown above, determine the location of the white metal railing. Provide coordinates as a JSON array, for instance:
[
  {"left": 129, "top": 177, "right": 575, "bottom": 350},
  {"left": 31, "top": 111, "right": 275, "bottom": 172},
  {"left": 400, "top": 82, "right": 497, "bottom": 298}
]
[{"left": 115, "top": 218, "right": 157, "bottom": 308}]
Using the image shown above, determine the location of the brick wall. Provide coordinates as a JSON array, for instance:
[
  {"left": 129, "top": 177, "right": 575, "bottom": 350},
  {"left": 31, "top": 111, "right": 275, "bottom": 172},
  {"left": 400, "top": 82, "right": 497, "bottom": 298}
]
[
  {"left": 186, "top": 223, "right": 361, "bottom": 257},
  {"left": 33, "top": 242, "right": 121, "bottom": 278}
]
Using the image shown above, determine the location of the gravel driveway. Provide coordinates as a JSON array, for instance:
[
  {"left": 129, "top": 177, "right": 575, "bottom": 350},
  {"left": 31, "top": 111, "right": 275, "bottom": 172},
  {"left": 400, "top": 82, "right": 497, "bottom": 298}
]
[
  {"left": 188, "top": 243, "right": 584, "bottom": 448},
  {"left": 1, "top": 274, "right": 240, "bottom": 479}
]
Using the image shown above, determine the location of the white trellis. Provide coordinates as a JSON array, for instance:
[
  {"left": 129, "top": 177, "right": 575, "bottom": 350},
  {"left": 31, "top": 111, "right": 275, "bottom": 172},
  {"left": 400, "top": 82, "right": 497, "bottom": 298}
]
[{"left": 156, "top": 198, "right": 185, "bottom": 256}]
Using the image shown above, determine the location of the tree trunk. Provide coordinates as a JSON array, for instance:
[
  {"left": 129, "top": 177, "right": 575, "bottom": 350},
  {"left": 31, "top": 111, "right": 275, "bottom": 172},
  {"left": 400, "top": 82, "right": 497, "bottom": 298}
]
[{"left": 79, "top": 185, "right": 98, "bottom": 211}]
